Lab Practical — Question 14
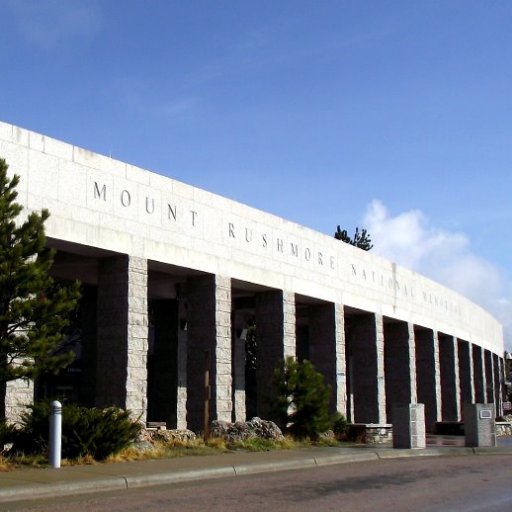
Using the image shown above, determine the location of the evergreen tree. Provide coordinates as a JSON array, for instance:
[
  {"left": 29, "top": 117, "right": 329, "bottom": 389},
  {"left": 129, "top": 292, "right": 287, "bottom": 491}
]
[
  {"left": 335, "top": 225, "right": 373, "bottom": 251},
  {"left": 271, "top": 357, "right": 332, "bottom": 439},
  {"left": 0, "top": 158, "right": 80, "bottom": 412}
]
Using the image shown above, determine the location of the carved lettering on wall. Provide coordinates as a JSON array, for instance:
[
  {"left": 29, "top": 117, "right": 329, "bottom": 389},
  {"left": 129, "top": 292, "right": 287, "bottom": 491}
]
[{"left": 90, "top": 180, "right": 461, "bottom": 318}]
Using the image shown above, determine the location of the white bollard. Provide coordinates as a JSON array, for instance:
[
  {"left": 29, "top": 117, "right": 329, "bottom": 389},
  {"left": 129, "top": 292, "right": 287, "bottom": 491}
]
[{"left": 49, "top": 400, "right": 62, "bottom": 469}]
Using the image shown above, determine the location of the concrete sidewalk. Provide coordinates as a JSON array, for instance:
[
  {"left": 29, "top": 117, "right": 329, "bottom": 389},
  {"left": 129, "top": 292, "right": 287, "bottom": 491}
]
[{"left": 0, "top": 443, "right": 511, "bottom": 504}]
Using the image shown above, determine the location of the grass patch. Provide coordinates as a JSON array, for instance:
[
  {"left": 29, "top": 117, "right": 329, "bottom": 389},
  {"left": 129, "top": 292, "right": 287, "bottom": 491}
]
[
  {"left": 107, "top": 438, "right": 229, "bottom": 463},
  {"left": 229, "top": 436, "right": 298, "bottom": 452},
  {"left": 0, "top": 434, "right": 348, "bottom": 470},
  {"left": 106, "top": 434, "right": 328, "bottom": 462},
  {"left": 0, "top": 452, "right": 49, "bottom": 469}
]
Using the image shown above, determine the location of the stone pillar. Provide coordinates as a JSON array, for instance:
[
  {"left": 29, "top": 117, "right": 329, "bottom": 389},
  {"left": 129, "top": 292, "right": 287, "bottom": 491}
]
[
  {"left": 464, "top": 403, "right": 496, "bottom": 447},
  {"left": 4, "top": 378, "right": 33, "bottom": 423},
  {"left": 484, "top": 350, "right": 494, "bottom": 405},
  {"left": 349, "top": 313, "right": 386, "bottom": 424},
  {"left": 255, "top": 290, "right": 296, "bottom": 419},
  {"left": 392, "top": 403, "right": 426, "bottom": 449},
  {"left": 458, "top": 339, "right": 474, "bottom": 417},
  {"left": 414, "top": 327, "right": 441, "bottom": 432},
  {"left": 472, "top": 345, "right": 485, "bottom": 403},
  {"left": 438, "top": 334, "right": 461, "bottom": 421},
  {"left": 502, "top": 357, "right": 508, "bottom": 409},
  {"left": 96, "top": 255, "right": 148, "bottom": 420},
  {"left": 384, "top": 320, "right": 416, "bottom": 424},
  {"left": 493, "top": 353, "right": 504, "bottom": 416},
  {"left": 176, "top": 299, "right": 188, "bottom": 429},
  {"left": 186, "top": 275, "right": 232, "bottom": 433},
  {"left": 309, "top": 302, "right": 346, "bottom": 416}
]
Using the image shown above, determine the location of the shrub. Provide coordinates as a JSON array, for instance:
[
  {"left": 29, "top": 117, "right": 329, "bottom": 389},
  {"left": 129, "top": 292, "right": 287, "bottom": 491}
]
[
  {"left": 332, "top": 412, "right": 349, "bottom": 439},
  {"left": 12, "top": 402, "right": 141, "bottom": 461},
  {"left": 270, "top": 357, "right": 332, "bottom": 440}
]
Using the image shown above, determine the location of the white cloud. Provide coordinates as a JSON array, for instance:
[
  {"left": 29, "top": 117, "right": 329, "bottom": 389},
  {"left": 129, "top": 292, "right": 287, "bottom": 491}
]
[
  {"left": 363, "top": 199, "right": 512, "bottom": 351},
  {"left": 1, "top": 0, "right": 102, "bottom": 49}
]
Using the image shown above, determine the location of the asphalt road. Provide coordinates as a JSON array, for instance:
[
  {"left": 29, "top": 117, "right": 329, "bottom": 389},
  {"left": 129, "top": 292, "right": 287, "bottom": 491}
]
[{"left": 5, "top": 454, "right": 512, "bottom": 512}]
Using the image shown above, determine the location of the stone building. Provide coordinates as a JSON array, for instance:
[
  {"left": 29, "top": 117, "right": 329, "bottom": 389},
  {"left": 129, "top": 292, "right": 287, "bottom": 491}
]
[{"left": 0, "top": 121, "right": 505, "bottom": 431}]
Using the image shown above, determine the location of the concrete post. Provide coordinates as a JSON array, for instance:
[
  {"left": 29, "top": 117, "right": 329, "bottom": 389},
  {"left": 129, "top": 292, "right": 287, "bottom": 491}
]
[
  {"left": 49, "top": 400, "right": 62, "bottom": 469},
  {"left": 464, "top": 403, "right": 496, "bottom": 447},
  {"left": 392, "top": 403, "right": 426, "bottom": 449}
]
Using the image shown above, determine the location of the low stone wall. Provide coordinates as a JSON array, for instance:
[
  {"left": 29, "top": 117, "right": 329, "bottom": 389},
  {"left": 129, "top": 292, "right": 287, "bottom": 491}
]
[{"left": 347, "top": 424, "right": 393, "bottom": 444}]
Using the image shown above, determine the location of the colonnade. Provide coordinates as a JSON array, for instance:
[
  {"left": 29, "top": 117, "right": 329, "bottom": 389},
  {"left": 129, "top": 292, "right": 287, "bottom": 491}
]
[
  {"left": 91, "top": 256, "right": 504, "bottom": 433},
  {"left": 0, "top": 121, "right": 504, "bottom": 429}
]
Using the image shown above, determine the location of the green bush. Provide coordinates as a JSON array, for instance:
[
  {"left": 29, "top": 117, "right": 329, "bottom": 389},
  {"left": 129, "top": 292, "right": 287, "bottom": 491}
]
[
  {"left": 332, "top": 412, "right": 349, "bottom": 439},
  {"left": 12, "top": 402, "right": 141, "bottom": 461},
  {"left": 270, "top": 357, "right": 332, "bottom": 440}
]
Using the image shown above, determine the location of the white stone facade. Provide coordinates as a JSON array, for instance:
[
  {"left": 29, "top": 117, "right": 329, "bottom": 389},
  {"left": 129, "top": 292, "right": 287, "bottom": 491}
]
[{"left": 0, "top": 121, "right": 505, "bottom": 429}]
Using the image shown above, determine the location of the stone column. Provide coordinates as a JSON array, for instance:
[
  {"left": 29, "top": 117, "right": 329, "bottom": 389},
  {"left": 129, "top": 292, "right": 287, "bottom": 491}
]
[
  {"left": 384, "top": 320, "right": 416, "bottom": 424},
  {"left": 309, "top": 302, "right": 346, "bottom": 416},
  {"left": 186, "top": 275, "right": 232, "bottom": 433},
  {"left": 414, "top": 327, "right": 441, "bottom": 432},
  {"left": 255, "top": 290, "right": 296, "bottom": 419},
  {"left": 96, "top": 255, "right": 148, "bottom": 420},
  {"left": 392, "top": 403, "right": 426, "bottom": 449},
  {"left": 458, "top": 339, "right": 474, "bottom": 417},
  {"left": 484, "top": 350, "right": 494, "bottom": 405},
  {"left": 493, "top": 353, "right": 504, "bottom": 416},
  {"left": 438, "top": 334, "right": 461, "bottom": 421},
  {"left": 349, "top": 313, "right": 386, "bottom": 424},
  {"left": 4, "top": 378, "right": 34, "bottom": 423},
  {"left": 472, "top": 345, "right": 485, "bottom": 403},
  {"left": 464, "top": 403, "right": 497, "bottom": 447},
  {"left": 176, "top": 299, "right": 188, "bottom": 429}
]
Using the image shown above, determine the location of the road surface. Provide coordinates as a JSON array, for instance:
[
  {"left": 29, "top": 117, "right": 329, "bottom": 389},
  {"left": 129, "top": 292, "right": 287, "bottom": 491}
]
[{"left": 5, "top": 454, "right": 512, "bottom": 512}]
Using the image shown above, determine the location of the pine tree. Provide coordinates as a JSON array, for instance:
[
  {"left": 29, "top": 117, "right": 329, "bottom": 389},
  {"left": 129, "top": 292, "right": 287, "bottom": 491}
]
[
  {"left": 335, "top": 225, "right": 373, "bottom": 251},
  {"left": 0, "top": 158, "right": 80, "bottom": 414},
  {"left": 271, "top": 357, "right": 332, "bottom": 440}
]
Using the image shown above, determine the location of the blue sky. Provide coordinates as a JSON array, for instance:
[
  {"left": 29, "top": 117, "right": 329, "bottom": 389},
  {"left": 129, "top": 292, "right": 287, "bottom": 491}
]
[{"left": 0, "top": 0, "right": 511, "bottom": 347}]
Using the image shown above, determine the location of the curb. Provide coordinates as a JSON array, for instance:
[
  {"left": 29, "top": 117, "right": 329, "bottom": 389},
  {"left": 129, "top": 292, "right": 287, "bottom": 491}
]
[
  {"left": 0, "top": 446, "right": 511, "bottom": 504},
  {"left": 0, "top": 477, "right": 127, "bottom": 503},
  {"left": 125, "top": 465, "right": 237, "bottom": 489}
]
